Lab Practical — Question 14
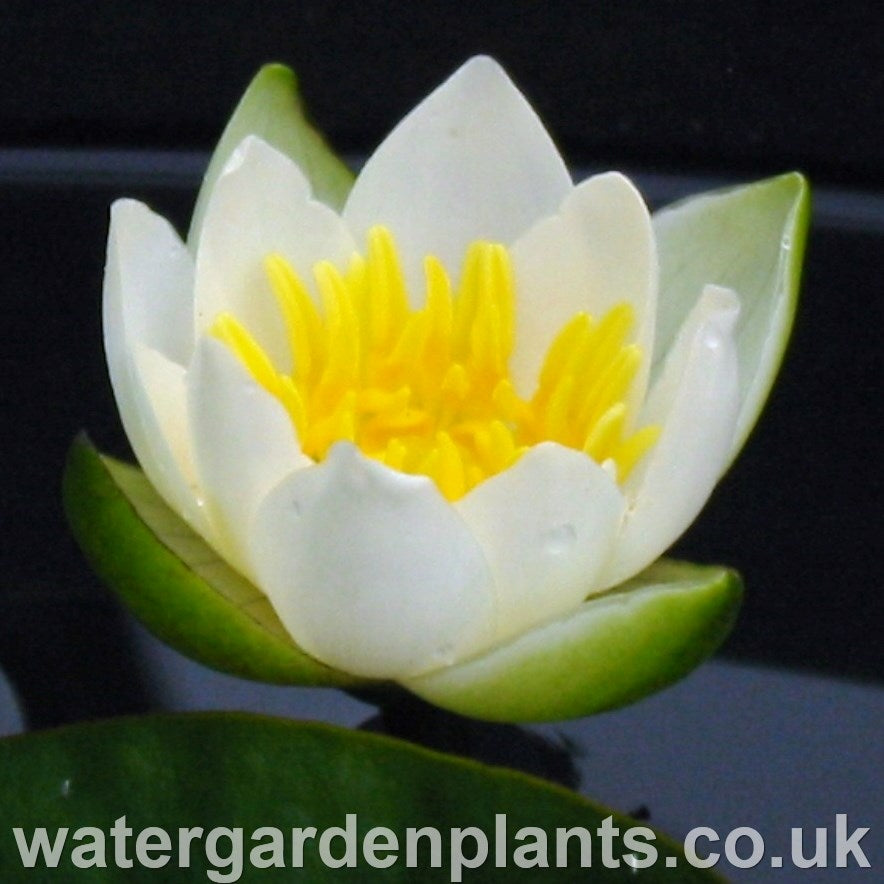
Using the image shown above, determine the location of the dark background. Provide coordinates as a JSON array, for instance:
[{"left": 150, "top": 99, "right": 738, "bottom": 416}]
[{"left": 1, "top": 1, "right": 881, "bottom": 728}]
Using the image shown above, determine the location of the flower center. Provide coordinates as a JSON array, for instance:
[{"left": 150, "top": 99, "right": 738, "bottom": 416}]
[{"left": 211, "top": 226, "right": 659, "bottom": 500}]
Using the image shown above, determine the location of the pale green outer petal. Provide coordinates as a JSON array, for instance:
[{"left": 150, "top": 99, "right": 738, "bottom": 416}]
[
  {"left": 63, "top": 437, "right": 360, "bottom": 687},
  {"left": 343, "top": 56, "right": 572, "bottom": 297},
  {"left": 509, "top": 172, "right": 657, "bottom": 409},
  {"left": 653, "top": 172, "right": 810, "bottom": 461},
  {"left": 103, "top": 201, "right": 207, "bottom": 535},
  {"left": 248, "top": 443, "right": 496, "bottom": 680},
  {"left": 404, "top": 559, "right": 742, "bottom": 723},
  {"left": 455, "top": 443, "right": 624, "bottom": 644},
  {"left": 186, "top": 337, "right": 311, "bottom": 580},
  {"left": 188, "top": 63, "right": 354, "bottom": 250},
  {"left": 599, "top": 286, "right": 740, "bottom": 588},
  {"left": 193, "top": 137, "right": 355, "bottom": 371}
]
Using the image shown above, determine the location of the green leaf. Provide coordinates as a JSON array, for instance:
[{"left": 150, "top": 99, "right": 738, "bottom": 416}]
[
  {"left": 405, "top": 560, "right": 741, "bottom": 722},
  {"left": 653, "top": 172, "right": 810, "bottom": 458},
  {"left": 187, "top": 63, "right": 354, "bottom": 248},
  {"left": 0, "top": 714, "right": 723, "bottom": 881},
  {"left": 62, "top": 435, "right": 361, "bottom": 688}
]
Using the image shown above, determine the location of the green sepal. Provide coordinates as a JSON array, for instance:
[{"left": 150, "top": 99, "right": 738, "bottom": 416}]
[
  {"left": 405, "top": 560, "right": 742, "bottom": 722},
  {"left": 62, "top": 434, "right": 362, "bottom": 688},
  {"left": 187, "top": 63, "right": 354, "bottom": 248},
  {"left": 0, "top": 713, "right": 725, "bottom": 882},
  {"left": 654, "top": 171, "right": 810, "bottom": 460}
]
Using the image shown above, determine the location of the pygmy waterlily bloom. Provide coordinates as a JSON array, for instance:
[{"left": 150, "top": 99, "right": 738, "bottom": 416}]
[{"left": 103, "top": 57, "right": 787, "bottom": 683}]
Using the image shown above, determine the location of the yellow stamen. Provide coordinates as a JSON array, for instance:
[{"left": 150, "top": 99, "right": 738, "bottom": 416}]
[{"left": 210, "top": 226, "right": 659, "bottom": 500}]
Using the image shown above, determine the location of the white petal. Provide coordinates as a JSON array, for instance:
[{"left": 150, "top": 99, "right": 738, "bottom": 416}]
[
  {"left": 103, "top": 201, "right": 206, "bottom": 532},
  {"left": 187, "top": 337, "right": 310, "bottom": 577},
  {"left": 129, "top": 345, "right": 206, "bottom": 532},
  {"left": 510, "top": 173, "right": 657, "bottom": 404},
  {"left": 343, "top": 56, "right": 571, "bottom": 296},
  {"left": 104, "top": 199, "right": 195, "bottom": 365},
  {"left": 193, "top": 136, "right": 355, "bottom": 369},
  {"left": 456, "top": 443, "right": 625, "bottom": 642},
  {"left": 599, "top": 286, "right": 741, "bottom": 587},
  {"left": 652, "top": 174, "right": 808, "bottom": 460},
  {"left": 249, "top": 443, "right": 495, "bottom": 678}
]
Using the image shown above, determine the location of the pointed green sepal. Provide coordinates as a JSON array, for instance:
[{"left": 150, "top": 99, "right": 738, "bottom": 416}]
[
  {"left": 405, "top": 560, "right": 742, "bottom": 722},
  {"left": 188, "top": 63, "right": 354, "bottom": 248},
  {"left": 62, "top": 434, "right": 361, "bottom": 688},
  {"left": 654, "top": 172, "right": 810, "bottom": 460}
]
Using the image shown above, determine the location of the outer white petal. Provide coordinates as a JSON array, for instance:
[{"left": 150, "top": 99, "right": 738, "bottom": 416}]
[
  {"left": 104, "top": 201, "right": 206, "bottom": 533},
  {"left": 599, "top": 286, "right": 741, "bottom": 587},
  {"left": 343, "top": 56, "right": 571, "bottom": 296},
  {"left": 193, "top": 136, "right": 355, "bottom": 370},
  {"left": 248, "top": 443, "right": 496, "bottom": 679},
  {"left": 127, "top": 345, "right": 206, "bottom": 532},
  {"left": 456, "top": 443, "right": 625, "bottom": 643},
  {"left": 187, "top": 337, "right": 310, "bottom": 578},
  {"left": 510, "top": 173, "right": 657, "bottom": 406},
  {"left": 104, "top": 199, "right": 195, "bottom": 366}
]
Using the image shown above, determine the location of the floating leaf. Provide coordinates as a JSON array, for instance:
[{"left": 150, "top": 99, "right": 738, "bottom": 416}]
[{"left": 0, "top": 714, "right": 724, "bottom": 881}]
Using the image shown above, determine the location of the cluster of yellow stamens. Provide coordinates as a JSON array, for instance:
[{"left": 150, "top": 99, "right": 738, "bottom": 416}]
[{"left": 211, "top": 226, "right": 659, "bottom": 500}]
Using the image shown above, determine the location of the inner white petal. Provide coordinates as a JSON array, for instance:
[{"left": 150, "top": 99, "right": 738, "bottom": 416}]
[
  {"left": 343, "top": 56, "right": 571, "bottom": 296},
  {"left": 510, "top": 172, "right": 657, "bottom": 407},
  {"left": 193, "top": 136, "right": 355, "bottom": 371},
  {"left": 187, "top": 337, "right": 311, "bottom": 580},
  {"left": 456, "top": 443, "right": 625, "bottom": 643},
  {"left": 599, "top": 285, "right": 741, "bottom": 588}
]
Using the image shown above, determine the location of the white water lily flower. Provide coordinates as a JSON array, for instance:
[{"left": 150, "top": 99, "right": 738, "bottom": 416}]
[{"left": 104, "top": 57, "right": 780, "bottom": 684}]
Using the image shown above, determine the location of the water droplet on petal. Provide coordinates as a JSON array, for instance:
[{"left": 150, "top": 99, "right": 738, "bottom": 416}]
[
  {"left": 429, "top": 642, "right": 457, "bottom": 668},
  {"left": 541, "top": 523, "right": 577, "bottom": 554}
]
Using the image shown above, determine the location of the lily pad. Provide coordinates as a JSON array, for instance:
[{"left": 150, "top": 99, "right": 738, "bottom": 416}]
[
  {"left": 0, "top": 713, "right": 723, "bottom": 881},
  {"left": 188, "top": 63, "right": 354, "bottom": 248}
]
